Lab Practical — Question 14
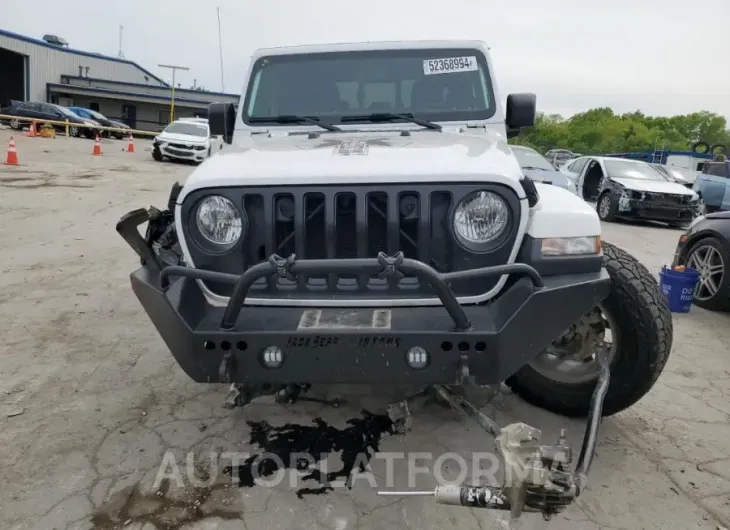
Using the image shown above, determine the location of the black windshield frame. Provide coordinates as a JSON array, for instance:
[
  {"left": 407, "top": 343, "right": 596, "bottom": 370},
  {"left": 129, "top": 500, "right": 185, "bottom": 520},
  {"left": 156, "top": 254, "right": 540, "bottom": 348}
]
[{"left": 241, "top": 47, "right": 496, "bottom": 128}]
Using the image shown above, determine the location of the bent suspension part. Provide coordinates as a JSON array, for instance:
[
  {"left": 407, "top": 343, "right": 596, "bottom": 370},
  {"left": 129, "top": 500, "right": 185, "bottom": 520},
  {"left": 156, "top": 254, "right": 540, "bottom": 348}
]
[{"left": 378, "top": 345, "right": 611, "bottom": 520}]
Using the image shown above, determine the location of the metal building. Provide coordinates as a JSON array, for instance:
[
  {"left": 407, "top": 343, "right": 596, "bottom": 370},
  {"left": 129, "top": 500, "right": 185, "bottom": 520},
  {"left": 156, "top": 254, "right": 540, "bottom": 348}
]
[{"left": 0, "top": 28, "right": 238, "bottom": 132}]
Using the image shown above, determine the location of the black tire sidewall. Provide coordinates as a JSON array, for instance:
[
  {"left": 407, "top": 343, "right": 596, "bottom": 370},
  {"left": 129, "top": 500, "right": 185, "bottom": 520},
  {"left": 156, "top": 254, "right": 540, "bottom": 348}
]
[
  {"left": 152, "top": 148, "right": 163, "bottom": 162},
  {"left": 685, "top": 236, "right": 730, "bottom": 311},
  {"left": 506, "top": 242, "right": 673, "bottom": 417}
]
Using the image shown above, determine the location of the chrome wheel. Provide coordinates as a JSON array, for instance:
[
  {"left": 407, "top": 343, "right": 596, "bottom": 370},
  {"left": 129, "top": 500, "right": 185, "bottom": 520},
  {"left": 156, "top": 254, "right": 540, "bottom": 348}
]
[
  {"left": 530, "top": 305, "right": 618, "bottom": 384},
  {"left": 69, "top": 126, "right": 79, "bottom": 137},
  {"left": 9, "top": 119, "right": 20, "bottom": 130},
  {"left": 598, "top": 196, "right": 611, "bottom": 219},
  {"left": 687, "top": 245, "right": 725, "bottom": 301}
]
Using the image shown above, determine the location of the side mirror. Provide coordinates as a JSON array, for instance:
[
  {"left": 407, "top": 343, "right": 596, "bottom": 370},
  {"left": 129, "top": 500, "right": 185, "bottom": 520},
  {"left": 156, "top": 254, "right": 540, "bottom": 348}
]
[
  {"left": 208, "top": 102, "right": 236, "bottom": 144},
  {"left": 505, "top": 93, "right": 536, "bottom": 130},
  {"left": 506, "top": 127, "right": 521, "bottom": 139}
]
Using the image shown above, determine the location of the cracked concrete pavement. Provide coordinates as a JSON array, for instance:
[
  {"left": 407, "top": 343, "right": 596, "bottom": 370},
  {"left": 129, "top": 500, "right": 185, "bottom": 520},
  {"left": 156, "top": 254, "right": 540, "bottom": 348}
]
[{"left": 1, "top": 130, "right": 729, "bottom": 530}]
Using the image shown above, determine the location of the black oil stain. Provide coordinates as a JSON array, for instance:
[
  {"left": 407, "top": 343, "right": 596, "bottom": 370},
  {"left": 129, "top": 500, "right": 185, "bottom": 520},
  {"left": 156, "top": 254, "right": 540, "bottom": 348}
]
[
  {"left": 224, "top": 409, "right": 399, "bottom": 498},
  {"left": 91, "top": 479, "right": 241, "bottom": 530}
]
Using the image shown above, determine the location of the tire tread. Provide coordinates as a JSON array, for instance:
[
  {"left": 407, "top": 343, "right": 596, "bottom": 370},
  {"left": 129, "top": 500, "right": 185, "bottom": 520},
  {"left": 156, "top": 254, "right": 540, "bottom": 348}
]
[{"left": 506, "top": 241, "right": 673, "bottom": 417}]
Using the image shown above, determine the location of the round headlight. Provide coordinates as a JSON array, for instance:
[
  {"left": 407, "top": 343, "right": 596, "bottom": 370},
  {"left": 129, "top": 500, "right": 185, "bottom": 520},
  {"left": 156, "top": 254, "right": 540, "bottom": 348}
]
[
  {"left": 453, "top": 191, "right": 509, "bottom": 248},
  {"left": 195, "top": 195, "right": 243, "bottom": 246}
]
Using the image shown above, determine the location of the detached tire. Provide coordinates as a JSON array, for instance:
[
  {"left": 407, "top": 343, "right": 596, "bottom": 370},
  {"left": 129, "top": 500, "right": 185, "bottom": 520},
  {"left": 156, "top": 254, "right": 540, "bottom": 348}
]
[
  {"left": 506, "top": 242, "right": 673, "bottom": 417},
  {"left": 692, "top": 141, "right": 711, "bottom": 153}
]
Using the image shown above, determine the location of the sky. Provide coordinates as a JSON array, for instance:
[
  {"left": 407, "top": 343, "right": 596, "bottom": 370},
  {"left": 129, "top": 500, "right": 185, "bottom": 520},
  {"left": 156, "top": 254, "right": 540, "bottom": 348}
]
[{"left": 3, "top": 0, "right": 730, "bottom": 121}]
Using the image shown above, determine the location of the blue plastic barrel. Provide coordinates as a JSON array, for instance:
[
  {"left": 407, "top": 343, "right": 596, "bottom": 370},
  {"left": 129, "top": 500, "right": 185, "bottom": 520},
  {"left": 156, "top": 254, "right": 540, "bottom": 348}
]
[{"left": 659, "top": 266, "right": 701, "bottom": 313}]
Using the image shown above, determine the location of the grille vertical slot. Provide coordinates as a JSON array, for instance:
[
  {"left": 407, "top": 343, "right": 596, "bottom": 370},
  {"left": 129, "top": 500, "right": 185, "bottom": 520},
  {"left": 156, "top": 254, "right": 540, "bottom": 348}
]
[
  {"left": 243, "top": 194, "right": 266, "bottom": 291},
  {"left": 304, "top": 193, "right": 327, "bottom": 290},
  {"left": 367, "top": 192, "right": 389, "bottom": 291},
  {"left": 429, "top": 192, "right": 452, "bottom": 273},
  {"left": 398, "top": 191, "right": 421, "bottom": 289},
  {"left": 273, "top": 193, "right": 296, "bottom": 290},
  {"left": 335, "top": 192, "right": 358, "bottom": 290}
]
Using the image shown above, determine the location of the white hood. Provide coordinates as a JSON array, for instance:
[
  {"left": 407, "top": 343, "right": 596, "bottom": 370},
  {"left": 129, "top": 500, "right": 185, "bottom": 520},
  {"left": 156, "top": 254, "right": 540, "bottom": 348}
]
[
  {"left": 158, "top": 132, "right": 209, "bottom": 144},
  {"left": 179, "top": 129, "right": 525, "bottom": 201},
  {"left": 611, "top": 177, "right": 695, "bottom": 196}
]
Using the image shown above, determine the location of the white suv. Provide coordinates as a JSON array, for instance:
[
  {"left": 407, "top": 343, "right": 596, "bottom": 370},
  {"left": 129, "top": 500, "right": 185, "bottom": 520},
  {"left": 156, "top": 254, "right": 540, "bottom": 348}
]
[{"left": 152, "top": 118, "right": 223, "bottom": 163}]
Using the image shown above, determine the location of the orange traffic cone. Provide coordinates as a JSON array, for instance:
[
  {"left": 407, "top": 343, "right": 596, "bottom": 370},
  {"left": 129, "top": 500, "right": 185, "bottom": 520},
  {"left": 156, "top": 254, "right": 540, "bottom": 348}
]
[
  {"left": 92, "top": 134, "right": 102, "bottom": 156},
  {"left": 126, "top": 132, "right": 135, "bottom": 153},
  {"left": 4, "top": 136, "right": 19, "bottom": 166},
  {"left": 27, "top": 121, "right": 37, "bottom": 137}
]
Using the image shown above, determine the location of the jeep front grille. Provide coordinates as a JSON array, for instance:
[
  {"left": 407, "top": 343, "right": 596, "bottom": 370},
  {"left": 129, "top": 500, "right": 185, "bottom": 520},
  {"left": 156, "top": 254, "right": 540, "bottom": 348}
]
[{"left": 180, "top": 184, "right": 522, "bottom": 302}]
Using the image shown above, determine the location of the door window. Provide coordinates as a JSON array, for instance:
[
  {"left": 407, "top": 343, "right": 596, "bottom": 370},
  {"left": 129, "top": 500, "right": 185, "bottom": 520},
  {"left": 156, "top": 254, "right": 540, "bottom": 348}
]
[
  {"left": 40, "top": 104, "right": 60, "bottom": 116},
  {"left": 705, "top": 163, "right": 729, "bottom": 178},
  {"left": 20, "top": 102, "right": 40, "bottom": 112},
  {"left": 568, "top": 157, "right": 588, "bottom": 174}
]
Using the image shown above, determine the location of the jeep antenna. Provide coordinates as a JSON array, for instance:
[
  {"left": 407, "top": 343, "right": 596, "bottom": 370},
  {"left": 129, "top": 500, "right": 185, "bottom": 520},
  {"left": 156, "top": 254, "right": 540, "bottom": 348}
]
[{"left": 217, "top": 7, "right": 225, "bottom": 92}]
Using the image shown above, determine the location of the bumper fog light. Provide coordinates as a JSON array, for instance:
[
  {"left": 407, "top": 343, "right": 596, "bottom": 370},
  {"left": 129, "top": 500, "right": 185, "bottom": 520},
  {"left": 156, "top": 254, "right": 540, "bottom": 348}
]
[
  {"left": 406, "top": 347, "right": 429, "bottom": 369},
  {"left": 262, "top": 346, "right": 284, "bottom": 368}
]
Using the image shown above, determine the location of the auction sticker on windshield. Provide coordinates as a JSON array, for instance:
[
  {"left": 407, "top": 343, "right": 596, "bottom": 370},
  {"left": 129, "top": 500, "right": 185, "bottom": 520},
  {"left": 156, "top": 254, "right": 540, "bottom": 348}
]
[{"left": 423, "top": 56, "right": 478, "bottom": 75}]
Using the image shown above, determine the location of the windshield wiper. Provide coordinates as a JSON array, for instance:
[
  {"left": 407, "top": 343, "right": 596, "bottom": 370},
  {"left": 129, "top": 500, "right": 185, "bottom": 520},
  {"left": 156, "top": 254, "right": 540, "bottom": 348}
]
[
  {"left": 521, "top": 166, "right": 551, "bottom": 171},
  {"left": 340, "top": 112, "right": 442, "bottom": 131},
  {"left": 249, "top": 115, "right": 341, "bottom": 132}
]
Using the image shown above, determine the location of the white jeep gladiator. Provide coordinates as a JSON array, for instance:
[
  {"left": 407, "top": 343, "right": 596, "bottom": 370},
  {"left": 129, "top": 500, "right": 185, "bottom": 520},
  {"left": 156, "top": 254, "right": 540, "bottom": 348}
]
[{"left": 117, "top": 39, "right": 672, "bottom": 518}]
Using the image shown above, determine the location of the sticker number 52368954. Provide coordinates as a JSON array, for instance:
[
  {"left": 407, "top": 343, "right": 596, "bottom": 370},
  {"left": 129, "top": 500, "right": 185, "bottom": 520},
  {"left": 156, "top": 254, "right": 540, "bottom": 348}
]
[{"left": 423, "top": 56, "right": 478, "bottom": 75}]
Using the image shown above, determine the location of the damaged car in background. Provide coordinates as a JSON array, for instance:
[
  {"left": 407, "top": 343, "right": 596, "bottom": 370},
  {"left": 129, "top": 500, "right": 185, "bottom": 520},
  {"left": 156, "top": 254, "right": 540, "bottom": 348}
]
[{"left": 562, "top": 156, "right": 700, "bottom": 227}]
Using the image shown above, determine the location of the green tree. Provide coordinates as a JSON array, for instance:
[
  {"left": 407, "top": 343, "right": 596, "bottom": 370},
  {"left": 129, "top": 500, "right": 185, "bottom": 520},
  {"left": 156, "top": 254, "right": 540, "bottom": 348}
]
[{"left": 512, "top": 109, "right": 730, "bottom": 156}]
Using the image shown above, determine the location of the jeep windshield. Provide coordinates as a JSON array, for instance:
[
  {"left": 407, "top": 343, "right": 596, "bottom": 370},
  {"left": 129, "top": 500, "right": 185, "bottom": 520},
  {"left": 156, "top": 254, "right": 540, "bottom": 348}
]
[
  {"left": 242, "top": 48, "right": 496, "bottom": 128},
  {"left": 604, "top": 159, "right": 669, "bottom": 181}
]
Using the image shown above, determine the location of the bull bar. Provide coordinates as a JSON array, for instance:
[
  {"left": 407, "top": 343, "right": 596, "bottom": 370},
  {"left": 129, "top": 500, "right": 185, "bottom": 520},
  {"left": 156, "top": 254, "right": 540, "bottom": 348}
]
[{"left": 118, "top": 207, "right": 613, "bottom": 519}]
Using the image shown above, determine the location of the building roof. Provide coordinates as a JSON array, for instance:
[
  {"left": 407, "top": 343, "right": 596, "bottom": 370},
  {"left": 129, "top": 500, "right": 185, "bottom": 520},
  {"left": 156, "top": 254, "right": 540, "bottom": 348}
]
[
  {"left": 60, "top": 75, "right": 240, "bottom": 99},
  {"left": 0, "top": 27, "right": 168, "bottom": 86},
  {"left": 47, "top": 83, "right": 228, "bottom": 106}
]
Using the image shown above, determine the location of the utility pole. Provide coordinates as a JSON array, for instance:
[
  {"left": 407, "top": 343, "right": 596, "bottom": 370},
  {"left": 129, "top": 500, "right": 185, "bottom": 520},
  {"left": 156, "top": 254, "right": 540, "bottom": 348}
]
[
  {"left": 158, "top": 64, "right": 190, "bottom": 123},
  {"left": 217, "top": 7, "right": 225, "bottom": 92},
  {"left": 117, "top": 25, "right": 125, "bottom": 59}
]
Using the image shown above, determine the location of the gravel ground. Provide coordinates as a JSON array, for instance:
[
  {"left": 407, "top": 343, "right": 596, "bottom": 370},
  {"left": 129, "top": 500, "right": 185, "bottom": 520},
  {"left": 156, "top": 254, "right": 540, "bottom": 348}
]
[{"left": 1, "top": 130, "right": 729, "bottom": 530}]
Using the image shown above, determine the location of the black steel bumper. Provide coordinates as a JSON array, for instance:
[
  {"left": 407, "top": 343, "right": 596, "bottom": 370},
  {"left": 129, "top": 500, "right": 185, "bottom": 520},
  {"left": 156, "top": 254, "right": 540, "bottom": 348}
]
[{"left": 119, "top": 209, "right": 611, "bottom": 385}]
